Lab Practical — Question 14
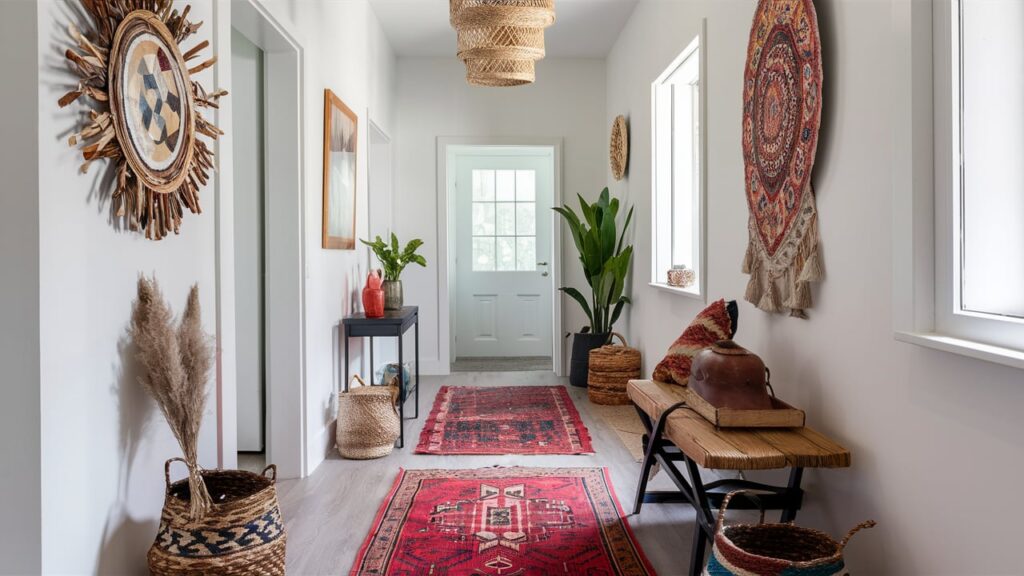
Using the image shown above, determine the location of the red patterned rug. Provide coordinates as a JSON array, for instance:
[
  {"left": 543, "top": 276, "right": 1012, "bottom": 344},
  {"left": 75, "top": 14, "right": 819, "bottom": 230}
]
[
  {"left": 350, "top": 467, "right": 656, "bottom": 575},
  {"left": 415, "top": 386, "right": 593, "bottom": 455}
]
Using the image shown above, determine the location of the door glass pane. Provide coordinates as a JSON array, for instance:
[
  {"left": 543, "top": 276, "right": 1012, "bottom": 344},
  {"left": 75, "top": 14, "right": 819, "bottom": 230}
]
[
  {"left": 516, "top": 170, "right": 536, "bottom": 201},
  {"left": 495, "top": 203, "right": 516, "bottom": 236},
  {"left": 472, "top": 202, "right": 495, "bottom": 236},
  {"left": 472, "top": 237, "right": 495, "bottom": 271},
  {"left": 496, "top": 237, "right": 516, "bottom": 271},
  {"left": 516, "top": 237, "right": 536, "bottom": 271},
  {"left": 516, "top": 203, "right": 536, "bottom": 236},
  {"left": 496, "top": 170, "right": 516, "bottom": 201},
  {"left": 473, "top": 170, "right": 495, "bottom": 201}
]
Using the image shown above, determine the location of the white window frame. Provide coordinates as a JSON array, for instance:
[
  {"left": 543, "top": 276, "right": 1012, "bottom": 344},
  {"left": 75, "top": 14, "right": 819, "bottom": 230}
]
[
  {"left": 893, "top": 0, "right": 1024, "bottom": 370},
  {"left": 649, "top": 19, "right": 707, "bottom": 301}
]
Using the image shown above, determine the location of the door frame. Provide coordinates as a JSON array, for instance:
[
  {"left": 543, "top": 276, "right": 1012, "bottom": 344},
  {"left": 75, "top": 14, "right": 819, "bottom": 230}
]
[
  {"left": 214, "top": 0, "right": 308, "bottom": 479},
  {"left": 366, "top": 117, "right": 393, "bottom": 377},
  {"left": 436, "top": 137, "right": 564, "bottom": 376}
]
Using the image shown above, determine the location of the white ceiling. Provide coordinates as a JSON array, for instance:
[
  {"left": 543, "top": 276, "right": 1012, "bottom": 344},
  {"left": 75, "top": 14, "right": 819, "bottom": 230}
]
[{"left": 369, "top": 0, "right": 640, "bottom": 58}]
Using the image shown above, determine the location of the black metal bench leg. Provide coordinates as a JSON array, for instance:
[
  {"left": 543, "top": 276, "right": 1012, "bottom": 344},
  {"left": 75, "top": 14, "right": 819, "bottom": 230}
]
[
  {"left": 685, "top": 455, "right": 715, "bottom": 576},
  {"left": 632, "top": 401, "right": 687, "bottom": 515},
  {"left": 780, "top": 467, "right": 804, "bottom": 523}
]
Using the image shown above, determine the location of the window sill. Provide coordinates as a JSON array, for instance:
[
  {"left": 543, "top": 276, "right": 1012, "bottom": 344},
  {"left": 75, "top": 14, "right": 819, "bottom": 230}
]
[
  {"left": 894, "top": 331, "right": 1024, "bottom": 371},
  {"left": 649, "top": 282, "right": 704, "bottom": 301}
]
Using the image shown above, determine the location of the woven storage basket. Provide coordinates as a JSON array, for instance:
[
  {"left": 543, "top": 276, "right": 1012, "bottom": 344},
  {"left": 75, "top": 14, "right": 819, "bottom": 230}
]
[
  {"left": 587, "top": 332, "right": 641, "bottom": 405},
  {"left": 336, "top": 375, "right": 400, "bottom": 459},
  {"left": 148, "top": 458, "right": 286, "bottom": 576},
  {"left": 704, "top": 491, "right": 876, "bottom": 576}
]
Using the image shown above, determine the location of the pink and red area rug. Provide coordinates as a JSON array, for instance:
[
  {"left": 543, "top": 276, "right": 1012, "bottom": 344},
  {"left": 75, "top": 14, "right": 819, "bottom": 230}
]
[
  {"left": 350, "top": 467, "right": 655, "bottom": 576},
  {"left": 415, "top": 386, "right": 593, "bottom": 455}
]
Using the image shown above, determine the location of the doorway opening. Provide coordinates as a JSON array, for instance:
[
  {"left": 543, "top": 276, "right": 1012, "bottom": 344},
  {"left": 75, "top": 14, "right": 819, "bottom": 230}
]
[
  {"left": 365, "top": 119, "right": 395, "bottom": 376},
  {"left": 217, "top": 0, "right": 306, "bottom": 479},
  {"left": 438, "top": 141, "right": 563, "bottom": 375},
  {"left": 231, "top": 28, "right": 267, "bottom": 472}
]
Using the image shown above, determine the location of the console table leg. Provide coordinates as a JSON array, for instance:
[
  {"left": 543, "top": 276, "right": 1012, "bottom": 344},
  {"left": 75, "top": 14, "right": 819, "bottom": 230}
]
[
  {"left": 344, "top": 329, "right": 350, "bottom": 392},
  {"left": 398, "top": 333, "right": 405, "bottom": 448},
  {"left": 689, "top": 520, "right": 708, "bottom": 576},
  {"left": 369, "top": 336, "right": 374, "bottom": 383},
  {"left": 414, "top": 317, "right": 420, "bottom": 419},
  {"left": 685, "top": 455, "right": 715, "bottom": 576}
]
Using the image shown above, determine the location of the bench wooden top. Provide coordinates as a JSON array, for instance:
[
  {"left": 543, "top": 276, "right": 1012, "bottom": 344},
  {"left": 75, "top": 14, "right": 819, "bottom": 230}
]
[{"left": 627, "top": 379, "right": 851, "bottom": 471}]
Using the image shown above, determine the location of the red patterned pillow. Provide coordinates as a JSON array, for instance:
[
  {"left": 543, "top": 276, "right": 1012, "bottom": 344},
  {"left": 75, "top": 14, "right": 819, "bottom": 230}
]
[{"left": 653, "top": 299, "right": 737, "bottom": 385}]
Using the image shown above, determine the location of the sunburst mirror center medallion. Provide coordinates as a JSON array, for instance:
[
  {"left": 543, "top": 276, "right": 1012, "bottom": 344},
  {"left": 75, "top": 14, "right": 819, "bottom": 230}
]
[{"left": 110, "top": 12, "right": 195, "bottom": 192}]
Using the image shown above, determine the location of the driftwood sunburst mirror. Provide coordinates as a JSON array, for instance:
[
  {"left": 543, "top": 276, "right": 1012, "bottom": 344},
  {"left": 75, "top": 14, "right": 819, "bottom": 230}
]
[{"left": 60, "top": 0, "right": 226, "bottom": 240}]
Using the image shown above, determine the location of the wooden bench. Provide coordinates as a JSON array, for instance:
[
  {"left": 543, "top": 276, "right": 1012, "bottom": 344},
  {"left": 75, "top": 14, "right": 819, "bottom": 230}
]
[{"left": 627, "top": 379, "right": 851, "bottom": 575}]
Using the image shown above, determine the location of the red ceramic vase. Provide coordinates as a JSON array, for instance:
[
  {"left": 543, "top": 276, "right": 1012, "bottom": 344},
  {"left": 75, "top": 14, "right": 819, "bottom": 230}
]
[{"left": 362, "top": 270, "right": 385, "bottom": 318}]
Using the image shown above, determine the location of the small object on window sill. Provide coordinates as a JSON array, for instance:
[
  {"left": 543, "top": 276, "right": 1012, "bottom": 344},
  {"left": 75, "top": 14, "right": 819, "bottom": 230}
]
[{"left": 667, "top": 266, "right": 695, "bottom": 288}]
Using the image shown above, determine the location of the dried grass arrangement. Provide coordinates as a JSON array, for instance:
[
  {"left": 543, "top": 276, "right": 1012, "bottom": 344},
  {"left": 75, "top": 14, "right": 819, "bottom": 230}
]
[{"left": 131, "top": 275, "right": 213, "bottom": 520}]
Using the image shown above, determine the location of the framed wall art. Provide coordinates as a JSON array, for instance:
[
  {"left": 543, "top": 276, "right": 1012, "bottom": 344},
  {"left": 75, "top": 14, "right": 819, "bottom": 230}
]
[
  {"left": 59, "top": 0, "right": 225, "bottom": 241},
  {"left": 322, "top": 89, "right": 358, "bottom": 250}
]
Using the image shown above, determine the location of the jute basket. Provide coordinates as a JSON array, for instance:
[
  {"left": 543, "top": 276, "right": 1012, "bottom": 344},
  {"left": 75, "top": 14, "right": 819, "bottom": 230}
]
[
  {"left": 704, "top": 491, "right": 876, "bottom": 576},
  {"left": 148, "top": 458, "right": 286, "bottom": 576},
  {"left": 336, "top": 375, "right": 400, "bottom": 459},
  {"left": 450, "top": 0, "right": 555, "bottom": 87},
  {"left": 588, "top": 332, "right": 641, "bottom": 405}
]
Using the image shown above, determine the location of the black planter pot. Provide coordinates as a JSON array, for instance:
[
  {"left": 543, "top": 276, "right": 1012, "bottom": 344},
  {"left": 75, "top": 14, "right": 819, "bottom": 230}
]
[{"left": 569, "top": 332, "right": 611, "bottom": 388}]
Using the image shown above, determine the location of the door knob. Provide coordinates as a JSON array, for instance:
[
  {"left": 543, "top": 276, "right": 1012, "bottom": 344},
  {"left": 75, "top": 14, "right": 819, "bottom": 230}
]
[{"left": 537, "top": 261, "right": 549, "bottom": 266}]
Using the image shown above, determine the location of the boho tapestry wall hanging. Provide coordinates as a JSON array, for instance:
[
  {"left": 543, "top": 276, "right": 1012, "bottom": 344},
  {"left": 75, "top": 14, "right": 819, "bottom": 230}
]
[
  {"left": 740, "top": 0, "right": 824, "bottom": 318},
  {"left": 60, "top": 0, "right": 226, "bottom": 241}
]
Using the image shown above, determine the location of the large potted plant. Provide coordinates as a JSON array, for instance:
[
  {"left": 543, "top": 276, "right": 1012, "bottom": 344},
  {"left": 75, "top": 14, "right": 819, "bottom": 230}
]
[
  {"left": 554, "top": 188, "right": 634, "bottom": 387},
  {"left": 361, "top": 233, "right": 427, "bottom": 310}
]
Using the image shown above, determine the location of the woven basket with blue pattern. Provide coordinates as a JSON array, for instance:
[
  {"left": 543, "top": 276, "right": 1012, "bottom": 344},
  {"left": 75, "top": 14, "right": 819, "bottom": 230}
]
[
  {"left": 704, "top": 491, "right": 875, "bottom": 576},
  {"left": 148, "top": 458, "right": 287, "bottom": 575}
]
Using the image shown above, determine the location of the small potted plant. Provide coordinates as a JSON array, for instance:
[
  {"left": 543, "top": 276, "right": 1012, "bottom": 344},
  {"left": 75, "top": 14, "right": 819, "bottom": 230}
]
[
  {"left": 361, "top": 233, "right": 427, "bottom": 310},
  {"left": 554, "top": 188, "right": 634, "bottom": 387}
]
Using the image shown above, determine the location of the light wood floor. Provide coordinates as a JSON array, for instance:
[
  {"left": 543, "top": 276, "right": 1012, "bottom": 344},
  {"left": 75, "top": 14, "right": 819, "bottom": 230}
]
[{"left": 276, "top": 371, "right": 699, "bottom": 575}]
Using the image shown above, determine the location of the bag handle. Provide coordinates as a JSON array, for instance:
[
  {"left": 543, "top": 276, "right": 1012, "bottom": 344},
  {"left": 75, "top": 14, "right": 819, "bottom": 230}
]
[
  {"left": 164, "top": 457, "right": 189, "bottom": 492},
  {"left": 715, "top": 490, "right": 766, "bottom": 533},
  {"left": 386, "top": 375, "right": 400, "bottom": 416},
  {"left": 262, "top": 464, "right": 278, "bottom": 482},
  {"left": 609, "top": 332, "right": 628, "bottom": 347},
  {"left": 838, "top": 520, "right": 877, "bottom": 550},
  {"left": 349, "top": 374, "right": 368, "bottom": 390}
]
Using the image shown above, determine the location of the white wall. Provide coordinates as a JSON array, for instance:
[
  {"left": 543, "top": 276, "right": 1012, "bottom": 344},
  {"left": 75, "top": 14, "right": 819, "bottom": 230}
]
[
  {"left": 607, "top": 1, "right": 1024, "bottom": 573},
  {"left": 6, "top": 0, "right": 397, "bottom": 573},
  {"left": 393, "top": 58, "right": 607, "bottom": 373},
  {"left": 0, "top": 1, "right": 41, "bottom": 573}
]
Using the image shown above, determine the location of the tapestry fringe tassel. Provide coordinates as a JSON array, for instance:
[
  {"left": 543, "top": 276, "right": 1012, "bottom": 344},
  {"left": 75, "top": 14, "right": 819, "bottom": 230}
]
[{"left": 742, "top": 183, "right": 823, "bottom": 319}]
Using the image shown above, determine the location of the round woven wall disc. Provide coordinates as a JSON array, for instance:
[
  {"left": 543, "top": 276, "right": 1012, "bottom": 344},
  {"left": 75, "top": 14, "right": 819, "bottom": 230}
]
[
  {"left": 108, "top": 11, "right": 195, "bottom": 194},
  {"left": 610, "top": 115, "right": 629, "bottom": 181}
]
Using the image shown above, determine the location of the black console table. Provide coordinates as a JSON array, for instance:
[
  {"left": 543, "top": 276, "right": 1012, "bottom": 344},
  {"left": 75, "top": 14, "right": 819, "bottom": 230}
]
[{"left": 341, "top": 306, "right": 420, "bottom": 447}]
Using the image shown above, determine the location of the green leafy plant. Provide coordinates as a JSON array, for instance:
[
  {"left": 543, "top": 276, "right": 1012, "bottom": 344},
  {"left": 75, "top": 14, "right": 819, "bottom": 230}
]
[
  {"left": 361, "top": 233, "right": 427, "bottom": 281},
  {"left": 554, "top": 188, "right": 634, "bottom": 335}
]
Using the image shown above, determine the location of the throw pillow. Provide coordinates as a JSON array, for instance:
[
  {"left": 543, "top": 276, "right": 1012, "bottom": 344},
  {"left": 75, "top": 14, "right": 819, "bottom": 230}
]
[{"left": 652, "top": 299, "right": 738, "bottom": 385}]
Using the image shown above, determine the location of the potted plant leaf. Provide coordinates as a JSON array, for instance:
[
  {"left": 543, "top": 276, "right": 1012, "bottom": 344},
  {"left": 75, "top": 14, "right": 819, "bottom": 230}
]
[
  {"left": 361, "top": 233, "right": 427, "bottom": 310},
  {"left": 554, "top": 188, "right": 634, "bottom": 387}
]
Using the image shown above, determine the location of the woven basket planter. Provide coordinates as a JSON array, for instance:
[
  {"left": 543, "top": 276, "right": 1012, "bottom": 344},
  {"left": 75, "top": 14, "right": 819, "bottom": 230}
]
[
  {"left": 450, "top": 0, "right": 555, "bottom": 86},
  {"left": 704, "top": 491, "right": 875, "bottom": 576},
  {"left": 588, "top": 332, "right": 641, "bottom": 405},
  {"left": 148, "top": 458, "right": 286, "bottom": 576},
  {"left": 336, "top": 375, "right": 400, "bottom": 459}
]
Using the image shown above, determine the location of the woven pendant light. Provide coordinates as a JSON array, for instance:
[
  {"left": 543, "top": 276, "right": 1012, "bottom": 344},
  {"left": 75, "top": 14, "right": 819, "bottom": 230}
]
[{"left": 450, "top": 0, "right": 556, "bottom": 87}]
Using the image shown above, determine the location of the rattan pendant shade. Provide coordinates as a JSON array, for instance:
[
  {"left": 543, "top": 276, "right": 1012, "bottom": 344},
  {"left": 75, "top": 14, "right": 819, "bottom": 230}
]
[{"left": 450, "top": 0, "right": 556, "bottom": 87}]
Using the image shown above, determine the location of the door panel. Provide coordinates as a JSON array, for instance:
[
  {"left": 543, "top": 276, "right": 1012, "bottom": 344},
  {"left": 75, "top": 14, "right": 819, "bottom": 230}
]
[{"left": 455, "top": 152, "right": 554, "bottom": 357}]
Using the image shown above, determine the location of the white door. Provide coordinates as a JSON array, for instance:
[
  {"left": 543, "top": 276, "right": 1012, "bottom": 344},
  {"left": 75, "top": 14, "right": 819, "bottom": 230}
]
[{"left": 455, "top": 150, "right": 555, "bottom": 357}]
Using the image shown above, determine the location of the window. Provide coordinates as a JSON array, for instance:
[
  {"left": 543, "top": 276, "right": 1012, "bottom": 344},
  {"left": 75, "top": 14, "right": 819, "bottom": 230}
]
[
  {"left": 894, "top": 0, "right": 1024, "bottom": 367},
  {"left": 651, "top": 28, "right": 705, "bottom": 297},
  {"left": 471, "top": 169, "right": 537, "bottom": 271}
]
